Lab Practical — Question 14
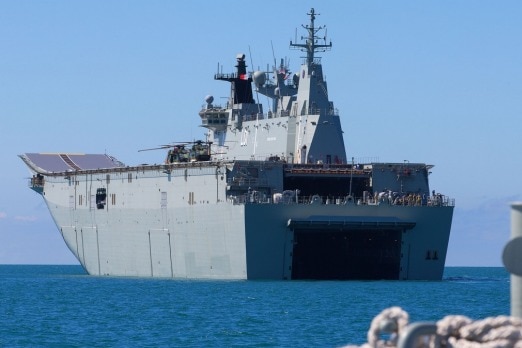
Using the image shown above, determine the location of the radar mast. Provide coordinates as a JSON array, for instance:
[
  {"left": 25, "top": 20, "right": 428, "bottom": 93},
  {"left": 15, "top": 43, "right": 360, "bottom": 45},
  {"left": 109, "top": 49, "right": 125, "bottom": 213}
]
[{"left": 290, "top": 8, "right": 332, "bottom": 66}]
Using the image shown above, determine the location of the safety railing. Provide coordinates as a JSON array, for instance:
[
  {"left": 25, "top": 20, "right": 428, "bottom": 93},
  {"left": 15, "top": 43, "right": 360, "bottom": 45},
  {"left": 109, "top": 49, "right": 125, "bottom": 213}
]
[{"left": 227, "top": 192, "right": 454, "bottom": 207}]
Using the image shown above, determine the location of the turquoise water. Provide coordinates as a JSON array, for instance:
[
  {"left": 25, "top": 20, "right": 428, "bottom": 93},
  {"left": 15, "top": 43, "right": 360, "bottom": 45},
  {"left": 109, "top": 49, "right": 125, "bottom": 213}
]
[{"left": 0, "top": 266, "right": 509, "bottom": 347}]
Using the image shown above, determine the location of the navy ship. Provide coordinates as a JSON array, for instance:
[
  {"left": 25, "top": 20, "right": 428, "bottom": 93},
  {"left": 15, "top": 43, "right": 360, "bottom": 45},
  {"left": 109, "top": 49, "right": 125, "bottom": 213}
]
[{"left": 19, "top": 9, "right": 453, "bottom": 280}]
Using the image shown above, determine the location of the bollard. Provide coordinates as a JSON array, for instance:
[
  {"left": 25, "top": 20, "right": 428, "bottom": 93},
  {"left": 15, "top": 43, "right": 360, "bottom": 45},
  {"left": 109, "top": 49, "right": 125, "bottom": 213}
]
[{"left": 503, "top": 203, "right": 522, "bottom": 318}]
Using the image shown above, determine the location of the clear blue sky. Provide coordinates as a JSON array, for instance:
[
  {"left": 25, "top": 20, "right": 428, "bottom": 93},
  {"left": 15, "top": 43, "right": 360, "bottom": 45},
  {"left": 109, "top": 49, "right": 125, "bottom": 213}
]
[{"left": 1, "top": 1, "right": 521, "bottom": 266}]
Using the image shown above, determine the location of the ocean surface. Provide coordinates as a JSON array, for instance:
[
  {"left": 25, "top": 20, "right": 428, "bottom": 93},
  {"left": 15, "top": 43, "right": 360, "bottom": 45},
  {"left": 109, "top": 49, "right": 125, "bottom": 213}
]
[{"left": 0, "top": 266, "right": 509, "bottom": 347}]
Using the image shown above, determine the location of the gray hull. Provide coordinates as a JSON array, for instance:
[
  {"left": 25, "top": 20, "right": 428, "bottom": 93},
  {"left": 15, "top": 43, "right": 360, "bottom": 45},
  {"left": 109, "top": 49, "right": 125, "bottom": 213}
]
[{"left": 40, "top": 165, "right": 452, "bottom": 280}]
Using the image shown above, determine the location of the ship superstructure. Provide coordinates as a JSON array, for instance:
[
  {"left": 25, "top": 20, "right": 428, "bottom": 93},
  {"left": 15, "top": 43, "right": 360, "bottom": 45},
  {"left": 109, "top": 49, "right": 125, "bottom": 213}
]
[
  {"left": 20, "top": 9, "right": 454, "bottom": 280},
  {"left": 200, "top": 8, "right": 345, "bottom": 165}
]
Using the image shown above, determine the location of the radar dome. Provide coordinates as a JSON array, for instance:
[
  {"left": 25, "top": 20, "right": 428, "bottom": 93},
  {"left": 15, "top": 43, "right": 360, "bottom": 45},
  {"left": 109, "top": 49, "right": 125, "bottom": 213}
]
[
  {"left": 205, "top": 95, "right": 214, "bottom": 104},
  {"left": 253, "top": 71, "right": 266, "bottom": 87}
]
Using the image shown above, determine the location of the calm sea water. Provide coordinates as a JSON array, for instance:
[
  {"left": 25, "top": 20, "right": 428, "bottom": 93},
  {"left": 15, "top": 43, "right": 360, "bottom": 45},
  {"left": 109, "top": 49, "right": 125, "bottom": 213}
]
[{"left": 0, "top": 266, "right": 509, "bottom": 347}]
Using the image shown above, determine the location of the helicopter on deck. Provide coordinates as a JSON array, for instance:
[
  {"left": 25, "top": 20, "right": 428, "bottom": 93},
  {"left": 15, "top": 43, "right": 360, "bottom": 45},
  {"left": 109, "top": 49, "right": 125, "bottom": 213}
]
[{"left": 139, "top": 140, "right": 213, "bottom": 164}]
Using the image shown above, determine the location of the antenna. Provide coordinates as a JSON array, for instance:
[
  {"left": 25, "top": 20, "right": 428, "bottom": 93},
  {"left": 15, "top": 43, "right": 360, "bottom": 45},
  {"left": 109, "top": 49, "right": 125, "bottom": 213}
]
[
  {"left": 270, "top": 41, "right": 277, "bottom": 68},
  {"left": 248, "top": 46, "right": 262, "bottom": 113},
  {"left": 289, "top": 8, "right": 332, "bottom": 66},
  {"left": 248, "top": 46, "right": 254, "bottom": 67}
]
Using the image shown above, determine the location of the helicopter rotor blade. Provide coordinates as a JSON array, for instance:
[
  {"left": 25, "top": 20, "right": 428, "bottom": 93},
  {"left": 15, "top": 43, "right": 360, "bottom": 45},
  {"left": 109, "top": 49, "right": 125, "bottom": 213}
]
[{"left": 138, "top": 145, "right": 172, "bottom": 152}]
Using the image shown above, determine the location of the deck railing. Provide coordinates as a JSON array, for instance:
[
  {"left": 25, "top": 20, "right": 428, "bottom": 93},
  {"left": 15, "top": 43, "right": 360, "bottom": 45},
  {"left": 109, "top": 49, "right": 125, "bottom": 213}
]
[{"left": 228, "top": 192, "right": 455, "bottom": 207}]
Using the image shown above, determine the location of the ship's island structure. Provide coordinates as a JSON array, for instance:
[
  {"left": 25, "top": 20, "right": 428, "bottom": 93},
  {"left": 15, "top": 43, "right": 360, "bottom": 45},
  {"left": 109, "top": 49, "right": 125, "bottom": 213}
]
[{"left": 20, "top": 9, "right": 454, "bottom": 280}]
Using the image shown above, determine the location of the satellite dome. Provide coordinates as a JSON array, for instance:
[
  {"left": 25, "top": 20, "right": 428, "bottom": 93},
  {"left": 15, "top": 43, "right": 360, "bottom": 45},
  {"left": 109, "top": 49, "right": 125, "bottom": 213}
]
[
  {"left": 205, "top": 95, "right": 214, "bottom": 104},
  {"left": 253, "top": 71, "right": 266, "bottom": 87}
]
